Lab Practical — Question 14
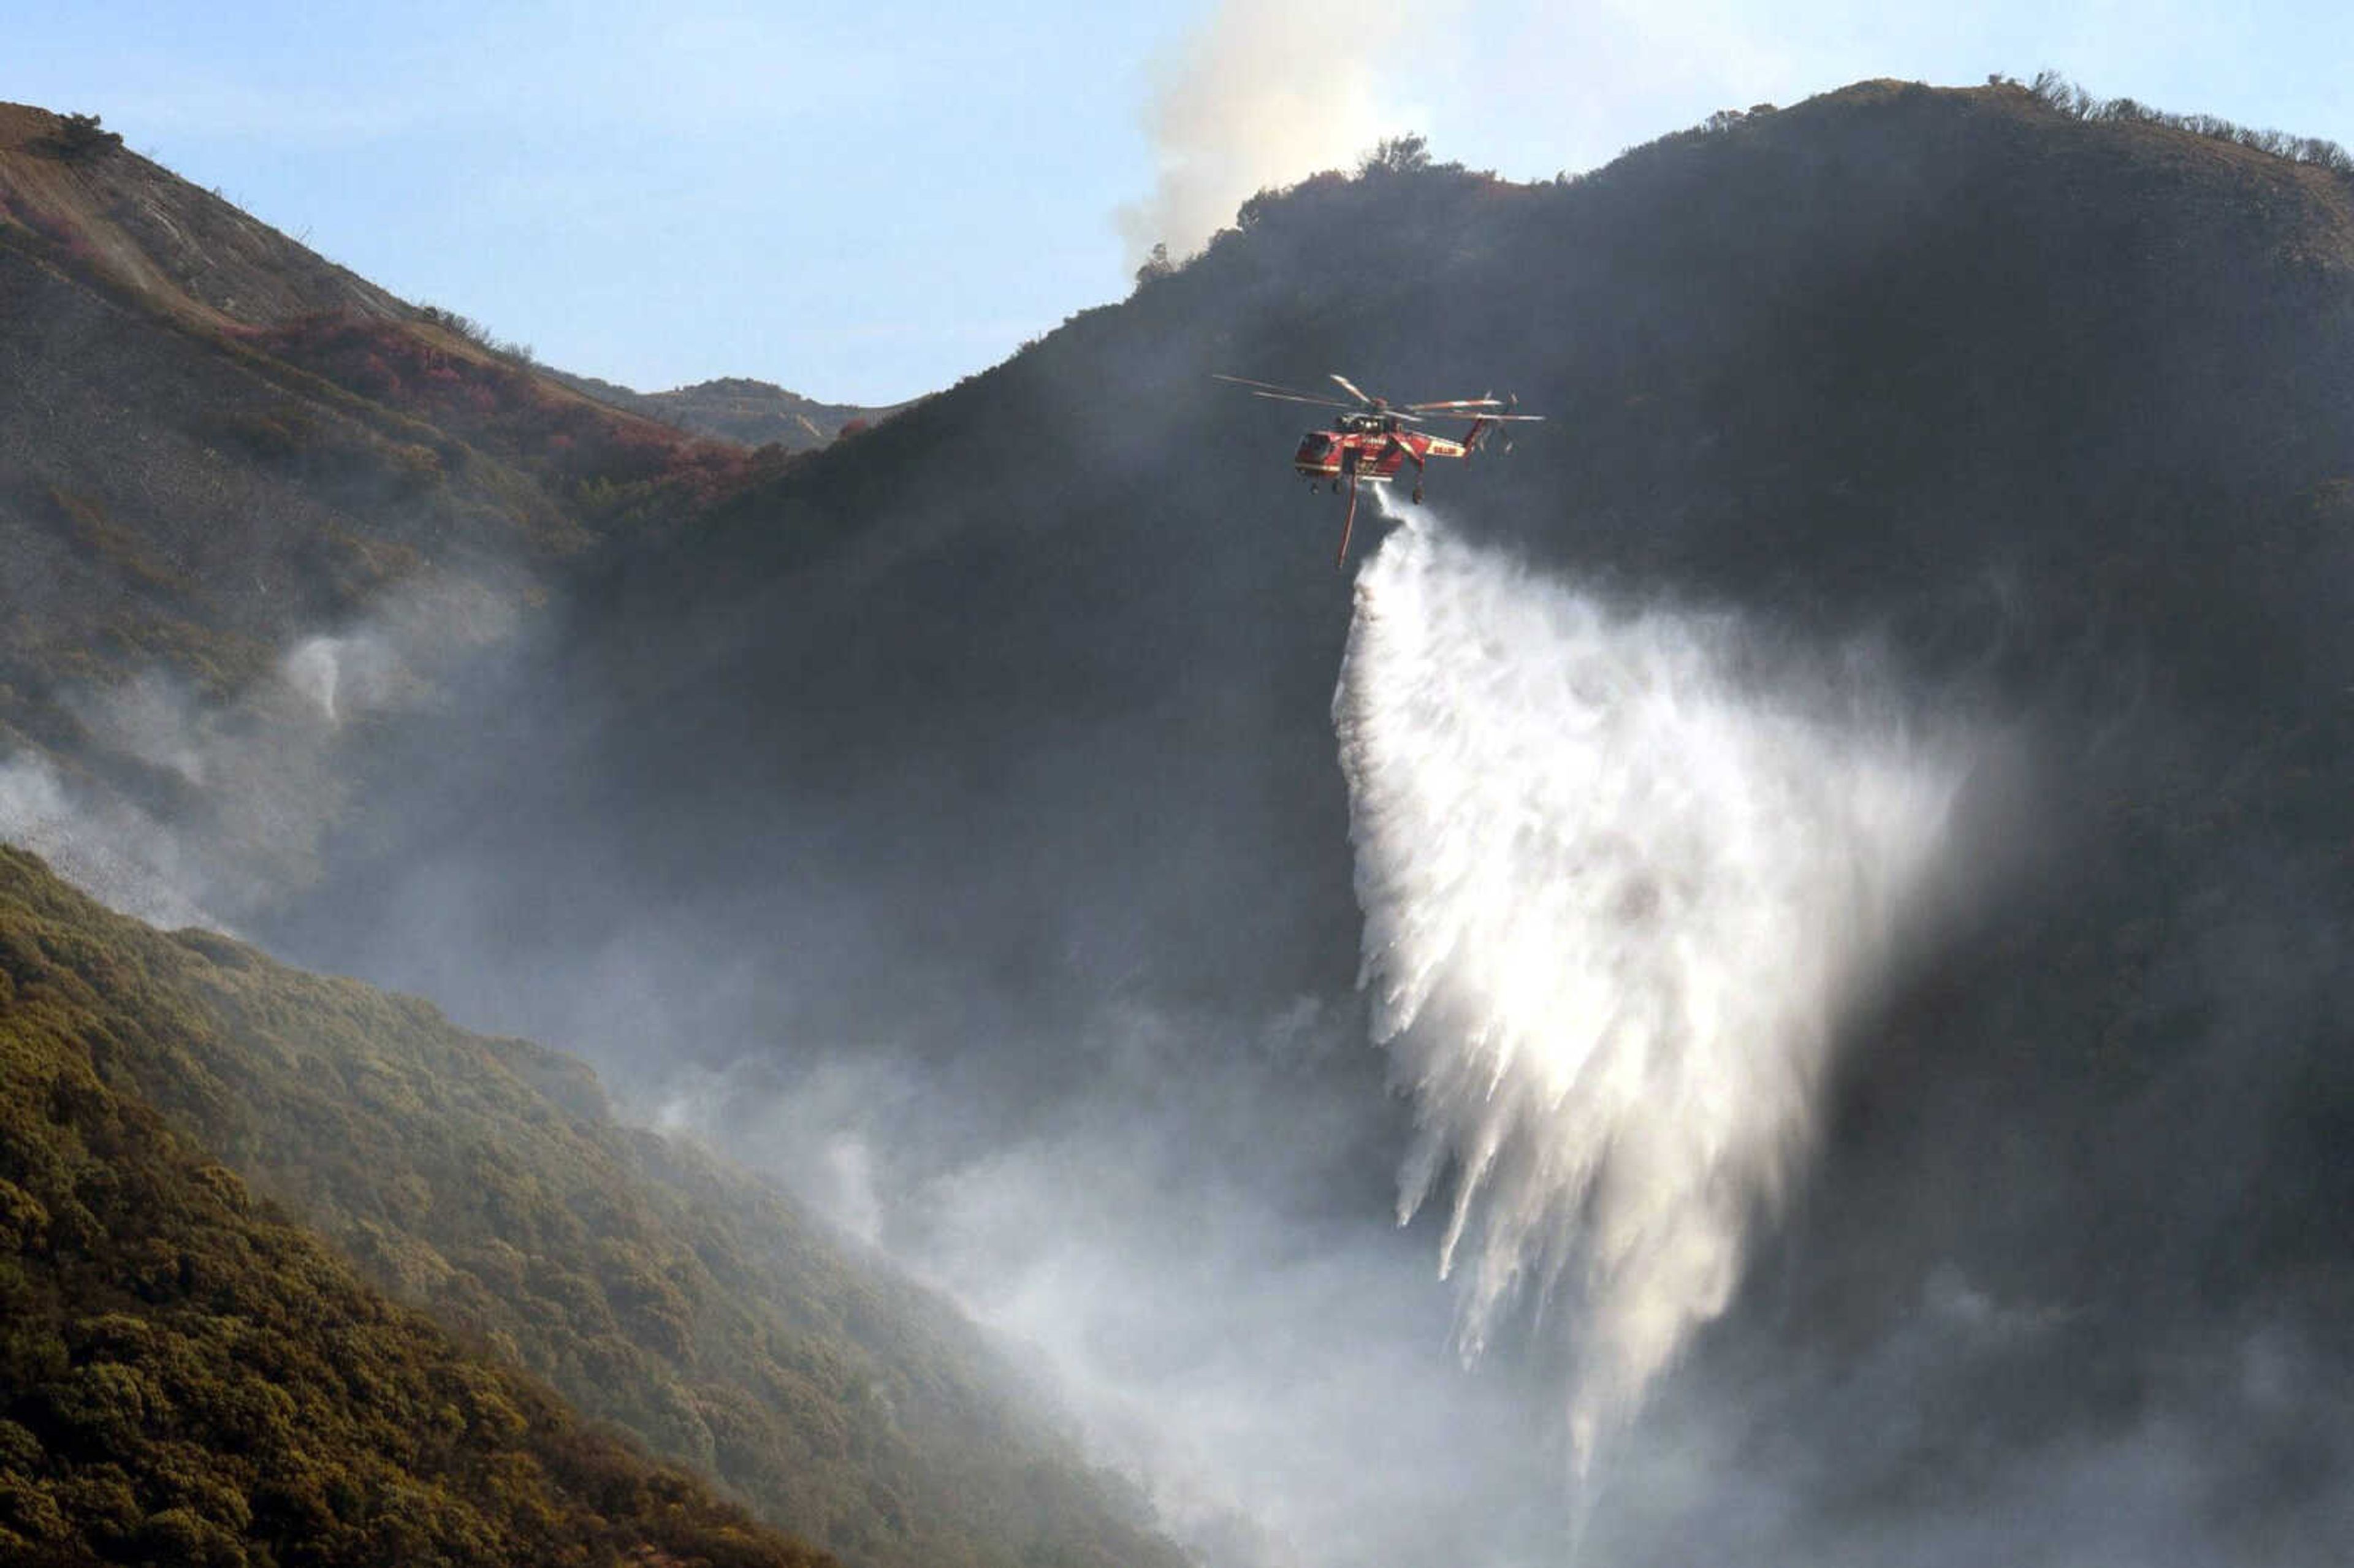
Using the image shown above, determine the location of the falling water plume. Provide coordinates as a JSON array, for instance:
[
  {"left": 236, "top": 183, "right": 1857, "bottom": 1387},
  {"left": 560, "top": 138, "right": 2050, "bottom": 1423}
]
[{"left": 1333, "top": 516, "right": 1962, "bottom": 1472}]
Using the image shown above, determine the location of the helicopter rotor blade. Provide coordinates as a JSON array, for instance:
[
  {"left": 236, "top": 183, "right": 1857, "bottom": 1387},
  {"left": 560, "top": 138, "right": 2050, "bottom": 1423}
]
[
  {"left": 1404, "top": 398, "right": 1509, "bottom": 414},
  {"left": 1215, "top": 373, "right": 1335, "bottom": 401},
  {"left": 1247, "top": 390, "right": 1360, "bottom": 410},
  {"left": 1227, "top": 371, "right": 1530, "bottom": 422}
]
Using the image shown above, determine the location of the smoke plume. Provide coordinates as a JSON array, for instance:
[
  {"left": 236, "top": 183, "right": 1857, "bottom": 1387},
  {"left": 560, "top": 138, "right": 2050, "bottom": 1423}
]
[
  {"left": 1333, "top": 517, "right": 1964, "bottom": 1467},
  {"left": 0, "top": 754, "right": 220, "bottom": 930},
  {"left": 1, "top": 569, "right": 521, "bottom": 931},
  {"left": 1118, "top": 0, "right": 1411, "bottom": 267}
]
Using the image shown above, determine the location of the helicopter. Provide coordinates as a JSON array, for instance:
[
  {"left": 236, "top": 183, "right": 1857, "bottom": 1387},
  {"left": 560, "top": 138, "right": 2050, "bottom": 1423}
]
[{"left": 1216, "top": 373, "right": 1544, "bottom": 566}]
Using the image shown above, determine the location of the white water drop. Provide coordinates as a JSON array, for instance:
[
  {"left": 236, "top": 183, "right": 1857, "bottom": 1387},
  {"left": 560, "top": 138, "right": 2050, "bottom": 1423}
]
[{"left": 1334, "top": 520, "right": 1960, "bottom": 1470}]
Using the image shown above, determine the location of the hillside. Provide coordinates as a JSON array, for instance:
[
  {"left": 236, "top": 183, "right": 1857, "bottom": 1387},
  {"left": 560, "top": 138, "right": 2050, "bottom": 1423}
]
[
  {"left": 0, "top": 102, "right": 751, "bottom": 504},
  {"left": 550, "top": 371, "right": 905, "bottom": 453},
  {"left": 0, "top": 105, "right": 403, "bottom": 333},
  {"left": 0, "top": 847, "right": 830, "bottom": 1568},
  {"left": 0, "top": 848, "right": 1178, "bottom": 1568},
  {"left": 257, "top": 78, "right": 2354, "bottom": 1562},
  {"left": 0, "top": 101, "right": 785, "bottom": 921}
]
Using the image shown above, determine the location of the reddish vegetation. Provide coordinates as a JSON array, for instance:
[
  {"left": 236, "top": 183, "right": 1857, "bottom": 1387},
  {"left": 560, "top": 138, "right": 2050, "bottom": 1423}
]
[
  {"left": 242, "top": 312, "right": 760, "bottom": 507},
  {"left": 4, "top": 102, "right": 775, "bottom": 530},
  {"left": 0, "top": 183, "right": 97, "bottom": 265}
]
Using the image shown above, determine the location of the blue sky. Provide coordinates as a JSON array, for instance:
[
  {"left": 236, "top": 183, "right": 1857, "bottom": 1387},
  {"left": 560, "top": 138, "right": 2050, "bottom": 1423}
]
[{"left": 12, "top": 1, "right": 2351, "bottom": 403}]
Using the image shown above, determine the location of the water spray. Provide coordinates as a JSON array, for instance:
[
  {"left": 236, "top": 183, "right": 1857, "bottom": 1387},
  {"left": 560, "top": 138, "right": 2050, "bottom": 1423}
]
[{"left": 1333, "top": 512, "right": 1961, "bottom": 1473}]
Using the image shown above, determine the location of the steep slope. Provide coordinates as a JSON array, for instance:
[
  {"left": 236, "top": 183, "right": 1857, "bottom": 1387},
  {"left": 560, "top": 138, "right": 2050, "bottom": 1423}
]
[
  {"left": 0, "top": 101, "right": 750, "bottom": 514},
  {"left": 0, "top": 848, "right": 1178, "bottom": 1568},
  {"left": 269, "top": 79, "right": 2354, "bottom": 1560},
  {"left": 0, "top": 847, "right": 828, "bottom": 1568},
  {"left": 0, "top": 101, "right": 772, "bottom": 922},
  {"left": 0, "top": 105, "right": 402, "bottom": 332}
]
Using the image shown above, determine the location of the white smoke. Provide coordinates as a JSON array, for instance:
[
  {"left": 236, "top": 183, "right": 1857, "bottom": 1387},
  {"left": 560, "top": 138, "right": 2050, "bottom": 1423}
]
[
  {"left": 2, "top": 569, "right": 522, "bottom": 929},
  {"left": 0, "top": 753, "right": 223, "bottom": 930},
  {"left": 280, "top": 572, "right": 512, "bottom": 727},
  {"left": 637, "top": 995, "right": 1575, "bottom": 1568},
  {"left": 283, "top": 634, "right": 359, "bottom": 724},
  {"left": 1117, "top": 0, "right": 1412, "bottom": 268},
  {"left": 1334, "top": 518, "right": 1963, "bottom": 1469}
]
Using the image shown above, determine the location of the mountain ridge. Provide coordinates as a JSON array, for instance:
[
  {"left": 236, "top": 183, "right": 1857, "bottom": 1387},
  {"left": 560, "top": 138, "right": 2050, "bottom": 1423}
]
[{"left": 547, "top": 370, "right": 907, "bottom": 453}]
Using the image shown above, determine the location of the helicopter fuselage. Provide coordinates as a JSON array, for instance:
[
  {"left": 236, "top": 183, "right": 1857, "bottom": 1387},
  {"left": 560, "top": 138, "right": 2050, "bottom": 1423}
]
[{"left": 1290, "top": 420, "right": 1477, "bottom": 485}]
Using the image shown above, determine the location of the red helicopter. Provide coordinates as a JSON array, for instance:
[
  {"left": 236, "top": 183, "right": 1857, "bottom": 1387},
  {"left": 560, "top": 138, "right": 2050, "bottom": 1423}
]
[{"left": 1217, "top": 373, "right": 1544, "bottom": 566}]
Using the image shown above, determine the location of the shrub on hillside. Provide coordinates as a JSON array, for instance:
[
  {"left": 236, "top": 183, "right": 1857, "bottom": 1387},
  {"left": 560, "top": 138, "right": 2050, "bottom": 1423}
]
[
  {"left": 36, "top": 113, "right": 123, "bottom": 163},
  {"left": 2029, "top": 69, "right": 2354, "bottom": 174},
  {"left": 251, "top": 312, "right": 753, "bottom": 510}
]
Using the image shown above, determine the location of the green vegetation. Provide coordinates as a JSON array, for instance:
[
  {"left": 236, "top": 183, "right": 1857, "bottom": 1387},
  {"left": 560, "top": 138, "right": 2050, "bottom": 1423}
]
[
  {"left": 33, "top": 113, "right": 123, "bottom": 164},
  {"left": 0, "top": 846, "right": 829, "bottom": 1568},
  {"left": 414, "top": 305, "right": 538, "bottom": 367},
  {"left": 0, "top": 850, "right": 1180, "bottom": 1568},
  {"left": 1356, "top": 133, "right": 1433, "bottom": 176},
  {"left": 1130, "top": 243, "right": 1174, "bottom": 289}
]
